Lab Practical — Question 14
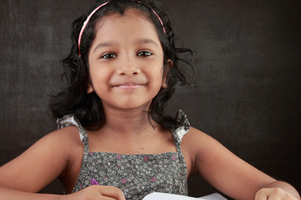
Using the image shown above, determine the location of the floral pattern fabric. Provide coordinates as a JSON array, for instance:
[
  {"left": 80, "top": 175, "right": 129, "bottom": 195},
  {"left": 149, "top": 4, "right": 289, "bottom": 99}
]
[{"left": 57, "top": 110, "right": 191, "bottom": 200}]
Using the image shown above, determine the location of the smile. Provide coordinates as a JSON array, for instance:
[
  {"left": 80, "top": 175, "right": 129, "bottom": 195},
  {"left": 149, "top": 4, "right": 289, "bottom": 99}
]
[{"left": 113, "top": 83, "right": 146, "bottom": 90}]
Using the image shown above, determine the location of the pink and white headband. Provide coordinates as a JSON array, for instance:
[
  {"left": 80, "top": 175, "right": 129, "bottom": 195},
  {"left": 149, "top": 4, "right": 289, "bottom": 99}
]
[{"left": 78, "top": 0, "right": 166, "bottom": 57}]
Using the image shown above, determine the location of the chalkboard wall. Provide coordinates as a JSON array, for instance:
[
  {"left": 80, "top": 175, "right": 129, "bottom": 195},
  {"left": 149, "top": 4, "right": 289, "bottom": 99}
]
[{"left": 0, "top": 0, "right": 300, "bottom": 198}]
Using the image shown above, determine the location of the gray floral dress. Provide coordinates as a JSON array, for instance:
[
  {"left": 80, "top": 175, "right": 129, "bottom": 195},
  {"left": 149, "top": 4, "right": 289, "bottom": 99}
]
[{"left": 57, "top": 110, "right": 191, "bottom": 200}]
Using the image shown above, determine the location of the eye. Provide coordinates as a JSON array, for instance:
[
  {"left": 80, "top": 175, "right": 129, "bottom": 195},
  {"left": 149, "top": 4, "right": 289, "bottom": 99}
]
[
  {"left": 137, "top": 51, "right": 153, "bottom": 57},
  {"left": 100, "top": 53, "right": 117, "bottom": 59}
]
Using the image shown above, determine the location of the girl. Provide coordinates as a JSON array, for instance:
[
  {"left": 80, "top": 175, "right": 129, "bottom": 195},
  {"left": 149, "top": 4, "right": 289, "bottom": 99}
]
[{"left": 0, "top": 0, "right": 299, "bottom": 200}]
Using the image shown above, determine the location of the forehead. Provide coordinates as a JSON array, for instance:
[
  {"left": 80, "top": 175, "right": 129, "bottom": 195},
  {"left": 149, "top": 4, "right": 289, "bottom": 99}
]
[{"left": 94, "top": 8, "right": 159, "bottom": 38}]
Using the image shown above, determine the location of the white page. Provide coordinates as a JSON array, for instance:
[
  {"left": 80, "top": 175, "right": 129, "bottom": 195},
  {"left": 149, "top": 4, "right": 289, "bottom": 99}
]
[
  {"left": 143, "top": 193, "right": 197, "bottom": 200},
  {"left": 143, "top": 192, "right": 227, "bottom": 200},
  {"left": 198, "top": 193, "right": 227, "bottom": 200}
]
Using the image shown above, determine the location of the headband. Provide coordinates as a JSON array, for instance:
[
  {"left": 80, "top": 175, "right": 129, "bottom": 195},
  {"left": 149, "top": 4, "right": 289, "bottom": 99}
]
[{"left": 78, "top": 0, "right": 166, "bottom": 57}]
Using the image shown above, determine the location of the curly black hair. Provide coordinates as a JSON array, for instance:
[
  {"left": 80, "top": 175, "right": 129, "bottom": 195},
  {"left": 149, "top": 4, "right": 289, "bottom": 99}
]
[{"left": 48, "top": 0, "right": 193, "bottom": 130}]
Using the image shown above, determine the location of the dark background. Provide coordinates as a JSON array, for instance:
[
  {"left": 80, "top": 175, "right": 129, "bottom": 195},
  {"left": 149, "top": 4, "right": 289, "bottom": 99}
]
[{"left": 0, "top": 0, "right": 300, "bottom": 199}]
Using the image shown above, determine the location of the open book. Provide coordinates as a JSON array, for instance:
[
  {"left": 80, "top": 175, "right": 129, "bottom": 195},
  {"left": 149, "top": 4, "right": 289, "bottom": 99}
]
[{"left": 143, "top": 192, "right": 227, "bottom": 200}]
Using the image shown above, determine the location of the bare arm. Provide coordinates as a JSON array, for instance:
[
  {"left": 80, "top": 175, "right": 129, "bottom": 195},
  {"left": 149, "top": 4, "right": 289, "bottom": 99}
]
[
  {"left": 183, "top": 127, "right": 300, "bottom": 200},
  {"left": 0, "top": 186, "right": 64, "bottom": 200},
  {"left": 0, "top": 127, "right": 75, "bottom": 199},
  {"left": 0, "top": 126, "right": 126, "bottom": 200},
  {"left": 0, "top": 130, "right": 69, "bottom": 192},
  {"left": 0, "top": 185, "right": 125, "bottom": 200}
]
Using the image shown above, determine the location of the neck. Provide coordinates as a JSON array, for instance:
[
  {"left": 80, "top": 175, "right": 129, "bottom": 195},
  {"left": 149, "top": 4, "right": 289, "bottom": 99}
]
[{"left": 101, "top": 106, "right": 157, "bottom": 137}]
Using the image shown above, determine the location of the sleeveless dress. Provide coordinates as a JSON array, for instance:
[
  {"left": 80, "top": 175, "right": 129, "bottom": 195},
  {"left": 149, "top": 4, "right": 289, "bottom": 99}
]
[{"left": 57, "top": 110, "right": 191, "bottom": 200}]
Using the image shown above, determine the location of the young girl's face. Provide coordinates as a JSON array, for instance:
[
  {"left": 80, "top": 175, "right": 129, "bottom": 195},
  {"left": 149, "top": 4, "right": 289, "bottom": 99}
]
[{"left": 87, "top": 8, "right": 165, "bottom": 111}]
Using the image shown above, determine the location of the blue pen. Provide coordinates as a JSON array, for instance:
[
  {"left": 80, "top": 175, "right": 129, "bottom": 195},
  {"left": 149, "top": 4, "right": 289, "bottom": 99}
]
[{"left": 90, "top": 178, "right": 99, "bottom": 185}]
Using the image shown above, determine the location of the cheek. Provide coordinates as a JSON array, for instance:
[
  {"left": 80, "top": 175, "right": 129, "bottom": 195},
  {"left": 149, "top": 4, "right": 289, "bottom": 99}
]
[
  {"left": 151, "top": 68, "right": 165, "bottom": 88},
  {"left": 89, "top": 68, "right": 109, "bottom": 89}
]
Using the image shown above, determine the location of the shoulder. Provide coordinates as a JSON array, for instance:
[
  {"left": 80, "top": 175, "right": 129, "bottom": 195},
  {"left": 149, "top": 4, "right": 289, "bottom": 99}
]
[
  {"left": 27, "top": 125, "right": 84, "bottom": 179},
  {"left": 29, "top": 125, "right": 85, "bottom": 188},
  {"left": 30, "top": 125, "right": 84, "bottom": 171},
  {"left": 51, "top": 126, "right": 85, "bottom": 191},
  {"left": 55, "top": 125, "right": 83, "bottom": 146},
  {"left": 182, "top": 127, "right": 240, "bottom": 170},
  {"left": 180, "top": 127, "right": 212, "bottom": 174},
  {"left": 181, "top": 127, "right": 240, "bottom": 176},
  {"left": 48, "top": 126, "right": 84, "bottom": 173},
  {"left": 181, "top": 127, "right": 212, "bottom": 152},
  {"left": 42, "top": 125, "right": 83, "bottom": 152},
  {"left": 181, "top": 127, "right": 212, "bottom": 150}
]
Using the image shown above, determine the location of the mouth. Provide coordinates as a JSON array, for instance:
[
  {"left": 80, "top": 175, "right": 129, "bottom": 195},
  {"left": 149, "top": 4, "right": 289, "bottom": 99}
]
[{"left": 112, "top": 82, "right": 146, "bottom": 90}]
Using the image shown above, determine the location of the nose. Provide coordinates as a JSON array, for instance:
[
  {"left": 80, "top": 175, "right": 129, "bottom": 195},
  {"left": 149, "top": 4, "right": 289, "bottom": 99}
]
[{"left": 116, "top": 55, "right": 141, "bottom": 76}]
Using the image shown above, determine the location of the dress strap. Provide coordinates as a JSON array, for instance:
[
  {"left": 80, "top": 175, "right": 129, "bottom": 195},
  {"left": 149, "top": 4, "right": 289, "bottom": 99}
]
[
  {"left": 56, "top": 115, "right": 90, "bottom": 155},
  {"left": 172, "top": 109, "right": 191, "bottom": 145},
  {"left": 171, "top": 109, "right": 190, "bottom": 184}
]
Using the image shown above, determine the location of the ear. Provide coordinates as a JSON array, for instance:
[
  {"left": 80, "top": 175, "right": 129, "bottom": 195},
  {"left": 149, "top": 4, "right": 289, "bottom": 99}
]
[
  {"left": 87, "top": 85, "right": 93, "bottom": 93},
  {"left": 162, "top": 59, "right": 173, "bottom": 88},
  {"left": 87, "top": 81, "right": 94, "bottom": 94},
  {"left": 87, "top": 83, "right": 94, "bottom": 94},
  {"left": 85, "top": 72, "right": 94, "bottom": 93}
]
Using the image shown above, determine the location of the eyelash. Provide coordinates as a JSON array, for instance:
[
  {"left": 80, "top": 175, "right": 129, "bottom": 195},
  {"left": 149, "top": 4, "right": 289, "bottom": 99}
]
[
  {"left": 137, "top": 51, "right": 153, "bottom": 57},
  {"left": 99, "top": 51, "right": 153, "bottom": 59},
  {"left": 100, "top": 53, "right": 116, "bottom": 59}
]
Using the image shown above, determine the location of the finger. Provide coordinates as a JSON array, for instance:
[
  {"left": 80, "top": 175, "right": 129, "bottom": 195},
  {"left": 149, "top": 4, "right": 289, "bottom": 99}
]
[
  {"left": 100, "top": 197, "right": 119, "bottom": 200},
  {"left": 95, "top": 185, "right": 126, "bottom": 200},
  {"left": 255, "top": 187, "right": 297, "bottom": 200},
  {"left": 255, "top": 188, "right": 269, "bottom": 200}
]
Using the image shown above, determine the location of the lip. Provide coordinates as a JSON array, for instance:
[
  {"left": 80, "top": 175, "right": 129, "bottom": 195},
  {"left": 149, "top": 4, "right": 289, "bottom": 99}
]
[{"left": 112, "top": 82, "right": 146, "bottom": 90}]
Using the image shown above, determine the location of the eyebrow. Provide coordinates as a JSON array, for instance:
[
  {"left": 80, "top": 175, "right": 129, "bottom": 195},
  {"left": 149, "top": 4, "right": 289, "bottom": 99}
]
[
  {"left": 137, "top": 38, "right": 159, "bottom": 47},
  {"left": 93, "top": 41, "right": 117, "bottom": 53},
  {"left": 93, "top": 38, "right": 159, "bottom": 53}
]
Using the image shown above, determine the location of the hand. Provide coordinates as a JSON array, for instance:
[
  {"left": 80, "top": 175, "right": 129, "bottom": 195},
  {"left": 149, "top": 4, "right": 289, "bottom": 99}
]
[
  {"left": 65, "top": 185, "right": 126, "bottom": 200},
  {"left": 255, "top": 187, "right": 298, "bottom": 200}
]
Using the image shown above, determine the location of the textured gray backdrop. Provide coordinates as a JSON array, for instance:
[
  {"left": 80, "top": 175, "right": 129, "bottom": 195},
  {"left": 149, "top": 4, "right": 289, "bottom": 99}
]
[{"left": 0, "top": 0, "right": 300, "bottom": 198}]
